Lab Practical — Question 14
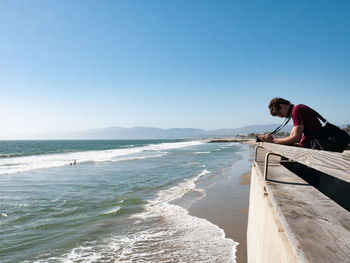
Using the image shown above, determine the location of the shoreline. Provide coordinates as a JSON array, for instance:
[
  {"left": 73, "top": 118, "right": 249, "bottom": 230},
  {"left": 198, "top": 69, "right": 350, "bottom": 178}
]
[
  {"left": 208, "top": 138, "right": 255, "bottom": 144},
  {"left": 189, "top": 144, "right": 253, "bottom": 263}
]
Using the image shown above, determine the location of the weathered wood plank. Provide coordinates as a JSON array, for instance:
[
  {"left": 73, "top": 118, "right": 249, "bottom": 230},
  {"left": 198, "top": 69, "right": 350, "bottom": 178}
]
[
  {"left": 255, "top": 162, "right": 350, "bottom": 263},
  {"left": 257, "top": 142, "right": 350, "bottom": 183}
]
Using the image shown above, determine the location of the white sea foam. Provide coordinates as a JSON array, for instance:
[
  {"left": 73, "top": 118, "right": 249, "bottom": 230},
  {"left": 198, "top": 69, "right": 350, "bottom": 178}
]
[
  {"left": 37, "top": 169, "right": 237, "bottom": 262},
  {"left": 125, "top": 169, "right": 237, "bottom": 262},
  {"left": 193, "top": 151, "right": 211, "bottom": 154},
  {"left": 0, "top": 141, "right": 203, "bottom": 175},
  {"left": 103, "top": 206, "right": 121, "bottom": 215},
  {"left": 183, "top": 160, "right": 200, "bottom": 166},
  {"left": 151, "top": 168, "right": 210, "bottom": 204}
]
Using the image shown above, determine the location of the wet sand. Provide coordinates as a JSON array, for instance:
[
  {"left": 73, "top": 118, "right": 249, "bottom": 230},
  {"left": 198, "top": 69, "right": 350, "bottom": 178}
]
[
  {"left": 189, "top": 169, "right": 252, "bottom": 263},
  {"left": 239, "top": 171, "right": 251, "bottom": 186}
]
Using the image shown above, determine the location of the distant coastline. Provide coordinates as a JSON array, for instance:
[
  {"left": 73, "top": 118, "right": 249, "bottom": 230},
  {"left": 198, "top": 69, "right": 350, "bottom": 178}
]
[
  {"left": 2, "top": 124, "right": 348, "bottom": 140},
  {"left": 208, "top": 138, "right": 255, "bottom": 143}
]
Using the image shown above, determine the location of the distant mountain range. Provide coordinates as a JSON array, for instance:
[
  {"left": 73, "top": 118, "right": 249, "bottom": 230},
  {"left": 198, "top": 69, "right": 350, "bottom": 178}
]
[
  {"left": 11, "top": 124, "right": 348, "bottom": 140},
  {"left": 26, "top": 124, "right": 293, "bottom": 140}
]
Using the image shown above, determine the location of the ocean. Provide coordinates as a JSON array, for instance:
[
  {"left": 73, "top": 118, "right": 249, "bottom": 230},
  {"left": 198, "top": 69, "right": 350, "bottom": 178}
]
[{"left": 0, "top": 140, "right": 252, "bottom": 263}]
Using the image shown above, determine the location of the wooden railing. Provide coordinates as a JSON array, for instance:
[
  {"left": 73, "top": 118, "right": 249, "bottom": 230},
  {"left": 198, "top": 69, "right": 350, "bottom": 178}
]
[
  {"left": 256, "top": 142, "right": 350, "bottom": 183},
  {"left": 252, "top": 142, "right": 350, "bottom": 263}
]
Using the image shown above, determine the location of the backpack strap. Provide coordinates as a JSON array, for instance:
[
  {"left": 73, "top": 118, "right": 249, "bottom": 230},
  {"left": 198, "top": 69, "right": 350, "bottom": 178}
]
[{"left": 310, "top": 108, "right": 327, "bottom": 124}]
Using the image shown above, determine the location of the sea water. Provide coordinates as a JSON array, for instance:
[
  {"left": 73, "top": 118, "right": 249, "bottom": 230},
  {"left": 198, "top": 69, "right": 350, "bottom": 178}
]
[{"left": 0, "top": 140, "right": 252, "bottom": 263}]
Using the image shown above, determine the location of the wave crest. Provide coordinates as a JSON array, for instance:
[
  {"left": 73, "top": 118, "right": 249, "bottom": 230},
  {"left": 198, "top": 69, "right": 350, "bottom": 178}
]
[{"left": 0, "top": 141, "right": 203, "bottom": 175}]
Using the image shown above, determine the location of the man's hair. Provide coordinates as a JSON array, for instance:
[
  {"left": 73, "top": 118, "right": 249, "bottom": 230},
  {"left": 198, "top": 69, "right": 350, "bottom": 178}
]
[{"left": 269, "top": 97, "right": 291, "bottom": 116}]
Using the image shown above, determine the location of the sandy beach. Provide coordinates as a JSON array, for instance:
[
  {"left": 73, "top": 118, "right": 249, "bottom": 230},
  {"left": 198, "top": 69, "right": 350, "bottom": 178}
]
[{"left": 189, "top": 148, "right": 253, "bottom": 263}]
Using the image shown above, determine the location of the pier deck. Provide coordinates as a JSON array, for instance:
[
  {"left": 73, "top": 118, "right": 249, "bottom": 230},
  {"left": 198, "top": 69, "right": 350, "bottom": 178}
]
[{"left": 248, "top": 143, "right": 350, "bottom": 263}]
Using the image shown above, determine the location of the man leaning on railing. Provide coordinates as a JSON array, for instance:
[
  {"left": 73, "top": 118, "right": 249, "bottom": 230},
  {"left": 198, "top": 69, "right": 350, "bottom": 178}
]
[{"left": 257, "top": 97, "right": 349, "bottom": 153}]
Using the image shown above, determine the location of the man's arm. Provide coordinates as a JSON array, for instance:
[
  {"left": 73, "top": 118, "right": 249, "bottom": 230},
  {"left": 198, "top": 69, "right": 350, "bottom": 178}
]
[
  {"left": 257, "top": 125, "right": 304, "bottom": 145},
  {"left": 273, "top": 125, "right": 304, "bottom": 145}
]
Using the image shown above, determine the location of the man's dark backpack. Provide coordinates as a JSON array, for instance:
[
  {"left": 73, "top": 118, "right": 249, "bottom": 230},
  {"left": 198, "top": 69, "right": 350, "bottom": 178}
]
[{"left": 307, "top": 110, "right": 350, "bottom": 153}]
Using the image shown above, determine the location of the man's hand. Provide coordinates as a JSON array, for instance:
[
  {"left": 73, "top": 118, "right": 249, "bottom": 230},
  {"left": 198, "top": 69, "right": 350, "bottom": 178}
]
[{"left": 257, "top": 133, "right": 274, "bottom": 143}]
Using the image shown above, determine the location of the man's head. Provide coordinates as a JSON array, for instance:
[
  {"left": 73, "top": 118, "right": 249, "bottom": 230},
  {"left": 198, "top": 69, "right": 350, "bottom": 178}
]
[{"left": 269, "top": 97, "right": 291, "bottom": 118}]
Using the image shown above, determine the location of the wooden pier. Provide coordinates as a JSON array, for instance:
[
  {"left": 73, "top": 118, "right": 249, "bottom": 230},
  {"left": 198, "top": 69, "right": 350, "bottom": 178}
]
[{"left": 247, "top": 143, "right": 350, "bottom": 263}]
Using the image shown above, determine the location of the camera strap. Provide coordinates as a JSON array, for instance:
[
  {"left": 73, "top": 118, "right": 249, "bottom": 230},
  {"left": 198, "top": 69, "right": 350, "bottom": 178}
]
[
  {"left": 270, "top": 116, "right": 292, "bottom": 135},
  {"left": 270, "top": 104, "right": 294, "bottom": 135}
]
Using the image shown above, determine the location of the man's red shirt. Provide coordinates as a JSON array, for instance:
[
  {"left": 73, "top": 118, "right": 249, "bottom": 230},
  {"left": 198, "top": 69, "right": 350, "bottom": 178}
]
[{"left": 292, "top": 104, "right": 322, "bottom": 148}]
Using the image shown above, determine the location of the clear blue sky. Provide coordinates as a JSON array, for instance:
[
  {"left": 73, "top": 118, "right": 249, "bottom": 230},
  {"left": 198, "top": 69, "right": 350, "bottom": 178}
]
[{"left": 1, "top": 0, "right": 349, "bottom": 138}]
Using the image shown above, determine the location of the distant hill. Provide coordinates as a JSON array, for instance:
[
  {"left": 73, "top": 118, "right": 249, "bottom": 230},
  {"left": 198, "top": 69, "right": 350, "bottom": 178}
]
[
  {"left": 26, "top": 124, "right": 293, "bottom": 140},
  {"left": 11, "top": 123, "right": 348, "bottom": 140}
]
